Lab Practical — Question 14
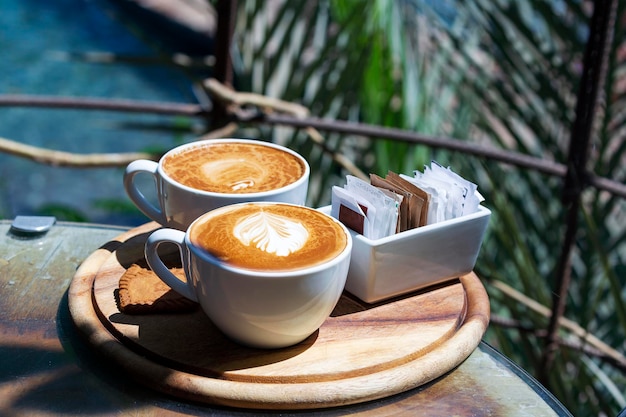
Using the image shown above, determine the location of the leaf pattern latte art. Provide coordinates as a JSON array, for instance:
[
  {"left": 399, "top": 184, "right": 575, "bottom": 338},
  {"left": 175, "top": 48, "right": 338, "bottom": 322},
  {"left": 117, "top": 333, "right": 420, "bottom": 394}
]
[{"left": 233, "top": 211, "right": 309, "bottom": 256}]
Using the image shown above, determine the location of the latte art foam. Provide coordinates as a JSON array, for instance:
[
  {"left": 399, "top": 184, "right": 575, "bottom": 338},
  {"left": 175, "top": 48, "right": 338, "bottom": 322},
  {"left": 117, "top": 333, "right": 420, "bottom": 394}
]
[
  {"left": 162, "top": 142, "right": 305, "bottom": 194},
  {"left": 190, "top": 204, "right": 348, "bottom": 272},
  {"left": 233, "top": 211, "right": 309, "bottom": 257},
  {"left": 200, "top": 159, "right": 261, "bottom": 192}
]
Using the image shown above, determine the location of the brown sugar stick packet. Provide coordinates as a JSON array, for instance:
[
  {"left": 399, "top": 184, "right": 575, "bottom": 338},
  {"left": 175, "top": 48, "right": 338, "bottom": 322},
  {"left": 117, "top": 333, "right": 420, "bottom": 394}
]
[
  {"left": 370, "top": 174, "right": 413, "bottom": 232},
  {"left": 385, "top": 171, "right": 431, "bottom": 227}
]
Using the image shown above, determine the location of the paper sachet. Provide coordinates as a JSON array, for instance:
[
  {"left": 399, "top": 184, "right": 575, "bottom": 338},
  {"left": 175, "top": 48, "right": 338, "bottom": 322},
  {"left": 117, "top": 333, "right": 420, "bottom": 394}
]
[
  {"left": 399, "top": 173, "right": 442, "bottom": 224},
  {"left": 428, "top": 161, "right": 483, "bottom": 215},
  {"left": 345, "top": 175, "right": 400, "bottom": 239},
  {"left": 331, "top": 161, "right": 483, "bottom": 239},
  {"left": 405, "top": 161, "right": 484, "bottom": 223},
  {"left": 330, "top": 186, "right": 373, "bottom": 236},
  {"left": 371, "top": 172, "right": 430, "bottom": 230},
  {"left": 331, "top": 176, "right": 400, "bottom": 239}
]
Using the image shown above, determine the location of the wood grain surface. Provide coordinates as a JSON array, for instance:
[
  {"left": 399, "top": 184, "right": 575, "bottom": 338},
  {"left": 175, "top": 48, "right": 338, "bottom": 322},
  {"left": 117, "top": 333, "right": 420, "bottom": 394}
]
[{"left": 68, "top": 222, "right": 490, "bottom": 410}]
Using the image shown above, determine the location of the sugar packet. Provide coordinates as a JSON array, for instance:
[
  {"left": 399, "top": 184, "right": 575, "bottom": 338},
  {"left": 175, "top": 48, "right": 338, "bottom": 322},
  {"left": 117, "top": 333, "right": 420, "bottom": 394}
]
[
  {"left": 403, "top": 161, "right": 484, "bottom": 224},
  {"left": 330, "top": 186, "right": 373, "bottom": 236},
  {"left": 330, "top": 162, "right": 483, "bottom": 238},
  {"left": 371, "top": 172, "right": 430, "bottom": 230},
  {"left": 330, "top": 176, "right": 400, "bottom": 239}
]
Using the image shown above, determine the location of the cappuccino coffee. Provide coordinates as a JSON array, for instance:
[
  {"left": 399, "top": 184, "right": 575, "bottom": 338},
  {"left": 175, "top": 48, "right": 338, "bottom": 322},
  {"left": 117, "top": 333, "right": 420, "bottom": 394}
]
[
  {"left": 162, "top": 142, "right": 305, "bottom": 194},
  {"left": 190, "top": 203, "right": 348, "bottom": 272},
  {"left": 145, "top": 200, "right": 352, "bottom": 348}
]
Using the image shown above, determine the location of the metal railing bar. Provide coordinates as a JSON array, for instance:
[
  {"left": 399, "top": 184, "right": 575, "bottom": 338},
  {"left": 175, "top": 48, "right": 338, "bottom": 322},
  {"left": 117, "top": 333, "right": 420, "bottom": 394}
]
[
  {"left": 262, "top": 114, "right": 568, "bottom": 177},
  {"left": 540, "top": 0, "right": 618, "bottom": 384},
  {"left": 1, "top": 94, "right": 624, "bottom": 199},
  {"left": 0, "top": 94, "right": 205, "bottom": 116},
  {"left": 262, "top": 114, "right": 626, "bottom": 198},
  {"left": 587, "top": 175, "right": 626, "bottom": 197}
]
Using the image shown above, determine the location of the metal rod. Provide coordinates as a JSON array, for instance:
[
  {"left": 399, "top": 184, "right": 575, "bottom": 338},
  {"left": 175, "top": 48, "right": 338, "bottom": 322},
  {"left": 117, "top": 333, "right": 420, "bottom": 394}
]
[
  {"left": 0, "top": 94, "right": 204, "bottom": 116},
  {"left": 1, "top": 94, "right": 624, "bottom": 198},
  {"left": 540, "top": 0, "right": 617, "bottom": 384},
  {"left": 262, "top": 114, "right": 568, "bottom": 177},
  {"left": 211, "top": 0, "right": 238, "bottom": 128}
]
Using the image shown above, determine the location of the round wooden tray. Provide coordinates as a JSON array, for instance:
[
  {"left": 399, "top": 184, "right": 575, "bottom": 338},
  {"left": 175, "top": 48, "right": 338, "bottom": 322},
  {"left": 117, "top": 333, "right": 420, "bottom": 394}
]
[{"left": 68, "top": 222, "right": 490, "bottom": 410}]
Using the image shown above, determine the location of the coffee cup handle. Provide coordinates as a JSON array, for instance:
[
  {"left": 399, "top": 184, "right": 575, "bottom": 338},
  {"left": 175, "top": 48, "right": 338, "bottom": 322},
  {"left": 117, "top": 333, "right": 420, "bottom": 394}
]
[
  {"left": 144, "top": 228, "right": 198, "bottom": 302},
  {"left": 124, "top": 160, "right": 166, "bottom": 225}
]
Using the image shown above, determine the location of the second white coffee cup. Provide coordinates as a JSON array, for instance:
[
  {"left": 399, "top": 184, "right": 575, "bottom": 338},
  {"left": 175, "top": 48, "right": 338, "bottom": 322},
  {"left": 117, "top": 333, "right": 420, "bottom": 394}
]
[{"left": 124, "top": 139, "right": 310, "bottom": 230}]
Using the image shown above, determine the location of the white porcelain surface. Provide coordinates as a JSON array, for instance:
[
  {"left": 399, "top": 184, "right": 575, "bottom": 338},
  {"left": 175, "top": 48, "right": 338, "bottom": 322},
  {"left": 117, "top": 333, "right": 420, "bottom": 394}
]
[
  {"left": 124, "top": 139, "right": 310, "bottom": 230},
  {"left": 320, "top": 205, "right": 491, "bottom": 303},
  {"left": 145, "top": 203, "right": 352, "bottom": 349}
]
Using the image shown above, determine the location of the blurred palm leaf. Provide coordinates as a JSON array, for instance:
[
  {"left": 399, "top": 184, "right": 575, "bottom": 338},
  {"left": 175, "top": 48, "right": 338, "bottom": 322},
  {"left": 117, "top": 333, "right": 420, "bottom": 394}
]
[{"left": 229, "top": 1, "right": 625, "bottom": 414}]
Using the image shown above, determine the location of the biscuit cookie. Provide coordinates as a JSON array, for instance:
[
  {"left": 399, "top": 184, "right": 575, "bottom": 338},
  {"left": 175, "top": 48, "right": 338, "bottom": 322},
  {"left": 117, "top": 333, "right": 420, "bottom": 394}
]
[{"left": 118, "top": 264, "right": 197, "bottom": 314}]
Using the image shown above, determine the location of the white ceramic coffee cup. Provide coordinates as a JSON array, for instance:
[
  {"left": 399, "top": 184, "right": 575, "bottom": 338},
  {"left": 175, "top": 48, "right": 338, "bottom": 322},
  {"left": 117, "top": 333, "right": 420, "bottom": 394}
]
[
  {"left": 144, "top": 202, "right": 352, "bottom": 349},
  {"left": 124, "top": 139, "right": 310, "bottom": 230}
]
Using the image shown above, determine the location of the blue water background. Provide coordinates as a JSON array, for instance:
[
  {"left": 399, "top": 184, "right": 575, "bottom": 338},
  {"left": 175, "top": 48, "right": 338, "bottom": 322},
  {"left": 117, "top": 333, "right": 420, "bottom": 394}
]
[{"left": 0, "top": 0, "right": 200, "bottom": 225}]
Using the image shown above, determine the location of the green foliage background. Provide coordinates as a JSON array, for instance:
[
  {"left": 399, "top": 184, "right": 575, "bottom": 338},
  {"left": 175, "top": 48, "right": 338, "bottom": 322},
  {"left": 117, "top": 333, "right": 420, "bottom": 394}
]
[{"left": 229, "top": 1, "right": 625, "bottom": 415}]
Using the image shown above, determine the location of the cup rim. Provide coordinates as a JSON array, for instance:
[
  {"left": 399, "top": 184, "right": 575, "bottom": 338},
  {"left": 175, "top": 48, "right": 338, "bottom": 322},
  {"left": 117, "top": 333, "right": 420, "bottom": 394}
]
[
  {"left": 157, "top": 138, "right": 310, "bottom": 197},
  {"left": 185, "top": 202, "right": 353, "bottom": 277}
]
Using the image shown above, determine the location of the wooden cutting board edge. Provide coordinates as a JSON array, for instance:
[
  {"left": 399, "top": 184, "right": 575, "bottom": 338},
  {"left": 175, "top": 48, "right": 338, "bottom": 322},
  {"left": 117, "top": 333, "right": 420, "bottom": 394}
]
[{"left": 68, "top": 223, "right": 490, "bottom": 410}]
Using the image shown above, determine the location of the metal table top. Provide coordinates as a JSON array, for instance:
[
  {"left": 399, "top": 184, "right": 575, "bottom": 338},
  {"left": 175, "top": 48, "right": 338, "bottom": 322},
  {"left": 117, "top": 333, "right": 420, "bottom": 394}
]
[{"left": 0, "top": 220, "right": 572, "bottom": 416}]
